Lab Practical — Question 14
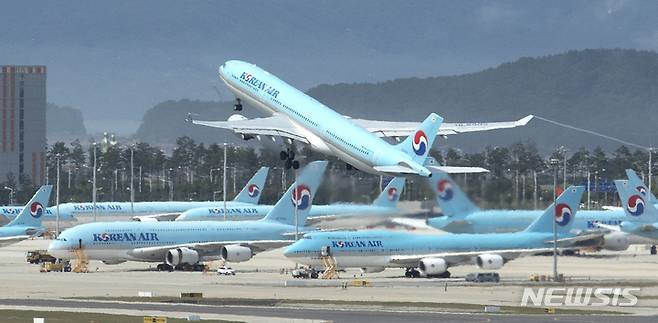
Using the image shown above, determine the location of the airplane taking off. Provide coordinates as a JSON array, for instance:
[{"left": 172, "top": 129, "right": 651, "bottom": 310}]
[
  {"left": 48, "top": 161, "right": 327, "bottom": 270},
  {"left": 0, "top": 186, "right": 52, "bottom": 247},
  {"left": 192, "top": 61, "right": 531, "bottom": 176},
  {"left": 175, "top": 177, "right": 406, "bottom": 228},
  {"left": 285, "top": 186, "right": 586, "bottom": 278},
  {"left": 424, "top": 169, "right": 637, "bottom": 251},
  {"left": 193, "top": 61, "right": 532, "bottom": 174}
]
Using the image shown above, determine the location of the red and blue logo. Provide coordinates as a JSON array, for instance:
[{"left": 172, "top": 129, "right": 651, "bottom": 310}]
[
  {"left": 554, "top": 203, "right": 572, "bottom": 226},
  {"left": 387, "top": 187, "right": 399, "bottom": 201},
  {"left": 437, "top": 179, "right": 454, "bottom": 201},
  {"left": 636, "top": 186, "right": 647, "bottom": 196},
  {"left": 627, "top": 195, "right": 645, "bottom": 216},
  {"left": 291, "top": 184, "right": 312, "bottom": 210},
  {"left": 247, "top": 184, "right": 260, "bottom": 198},
  {"left": 411, "top": 130, "right": 428, "bottom": 156},
  {"left": 29, "top": 202, "right": 44, "bottom": 218}
]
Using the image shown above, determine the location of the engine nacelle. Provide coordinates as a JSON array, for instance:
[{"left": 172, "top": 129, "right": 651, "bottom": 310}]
[
  {"left": 227, "top": 114, "right": 248, "bottom": 122},
  {"left": 221, "top": 245, "right": 253, "bottom": 262},
  {"left": 166, "top": 247, "right": 199, "bottom": 266},
  {"left": 418, "top": 258, "right": 448, "bottom": 276},
  {"left": 360, "top": 267, "right": 385, "bottom": 274},
  {"left": 602, "top": 232, "right": 630, "bottom": 251},
  {"left": 476, "top": 254, "right": 504, "bottom": 270}
]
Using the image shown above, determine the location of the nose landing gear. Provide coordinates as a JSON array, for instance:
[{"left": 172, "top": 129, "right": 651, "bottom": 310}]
[{"left": 233, "top": 98, "right": 243, "bottom": 111}]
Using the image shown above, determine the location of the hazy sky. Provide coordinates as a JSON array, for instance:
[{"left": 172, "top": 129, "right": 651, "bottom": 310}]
[{"left": 2, "top": 0, "right": 657, "bottom": 134}]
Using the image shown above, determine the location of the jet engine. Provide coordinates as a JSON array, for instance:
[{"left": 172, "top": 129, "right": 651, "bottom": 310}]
[
  {"left": 602, "top": 232, "right": 630, "bottom": 251},
  {"left": 360, "top": 267, "right": 385, "bottom": 274},
  {"left": 418, "top": 258, "right": 448, "bottom": 276},
  {"left": 165, "top": 247, "right": 199, "bottom": 266},
  {"left": 476, "top": 254, "right": 504, "bottom": 270},
  {"left": 221, "top": 245, "right": 253, "bottom": 262}
]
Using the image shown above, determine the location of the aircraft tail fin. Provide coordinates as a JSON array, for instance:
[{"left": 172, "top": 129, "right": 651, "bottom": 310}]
[
  {"left": 233, "top": 167, "right": 269, "bottom": 204},
  {"left": 6, "top": 185, "right": 53, "bottom": 228},
  {"left": 625, "top": 169, "right": 657, "bottom": 203},
  {"left": 524, "top": 186, "right": 585, "bottom": 233},
  {"left": 261, "top": 161, "right": 328, "bottom": 226},
  {"left": 395, "top": 113, "right": 443, "bottom": 163},
  {"left": 615, "top": 179, "right": 658, "bottom": 222},
  {"left": 372, "top": 177, "right": 406, "bottom": 207},
  {"left": 427, "top": 169, "right": 480, "bottom": 217}
]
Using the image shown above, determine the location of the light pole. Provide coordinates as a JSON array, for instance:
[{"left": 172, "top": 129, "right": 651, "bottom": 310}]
[
  {"left": 3, "top": 186, "right": 14, "bottom": 205},
  {"left": 223, "top": 143, "right": 228, "bottom": 221},
  {"left": 92, "top": 142, "right": 97, "bottom": 222},
  {"left": 649, "top": 148, "right": 654, "bottom": 195},
  {"left": 130, "top": 146, "right": 134, "bottom": 216},
  {"left": 549, "top": 158, "right": 560, "bottom": 281},
  {"left": 55, "top": 154, "right": 61, "bottom": 237}
]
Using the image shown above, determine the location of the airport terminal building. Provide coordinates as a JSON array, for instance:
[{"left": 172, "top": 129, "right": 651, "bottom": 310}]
[{"left": 0, "top": 66, "right": 46, "bottom": 186}]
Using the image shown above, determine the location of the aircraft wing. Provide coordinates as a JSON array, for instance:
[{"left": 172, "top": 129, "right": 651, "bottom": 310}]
[
  {"left": 351, "top": 115, "right": 534, "bottom": 138},
  {"left": 0, "top": 235, "right": 31, "bottom": 247},
  {"left": 428, "top": 166, "right": 489, "bottom": 174},
  {"left": 191, "top": 114, "right": 310, "bottom": 144},
  {"left": 389, "top": 247, "right": 555, "bottom": 266},
  {"left": 128, "top": 240, "right": 293, "bottom": 261}
]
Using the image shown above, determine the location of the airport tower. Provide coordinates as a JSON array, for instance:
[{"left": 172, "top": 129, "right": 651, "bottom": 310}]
[{"left": 0, "top": 66, "right": 47, "bottom": 186}]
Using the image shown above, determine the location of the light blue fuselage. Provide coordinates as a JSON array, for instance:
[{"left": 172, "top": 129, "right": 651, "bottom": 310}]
[
  {"left": 49, "top": 220, "right": 310, "bottom": 262},
  {"left": 427, "top": 210, "right": 626, "bottom": 234},
  {"left": 284, "top": 230, "right": 558, "bottom": 268},
  {"left": 219, "top": 60, "right": 425, "bottom": 176},
  {"left": 177, "top": 204, "right": 400, "bottom": 221}
]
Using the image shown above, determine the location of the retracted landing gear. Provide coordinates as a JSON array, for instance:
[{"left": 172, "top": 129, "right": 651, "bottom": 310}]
[
  {"left": 233, "top": 98, "right": 243, "bottom": 111},
  {"left": 280, "top": 148, "right": 300, "bottom": 170}
]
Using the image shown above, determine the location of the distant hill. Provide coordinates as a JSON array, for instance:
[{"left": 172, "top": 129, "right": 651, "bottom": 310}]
[
  {"left": 47, "top": 103, "right": 88, "bottom": 144},
  {"left": 135, "top": 49, "right": 658, "bottom": 153}
]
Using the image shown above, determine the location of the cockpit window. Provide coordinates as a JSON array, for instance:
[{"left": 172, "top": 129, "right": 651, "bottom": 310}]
[{"left": 56, "top": 237, "right": 67, "bottom": 242}]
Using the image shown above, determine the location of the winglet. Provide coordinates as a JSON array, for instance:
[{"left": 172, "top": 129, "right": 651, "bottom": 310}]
[
  {"left": 6, "top": 185, "right": 53, "bottom": 228},
  {"left": 515, "top": 115, "right": 534, "bottom": 126},
  {"left": 233, "top": 167, "right": 270, "bottom": 204}
]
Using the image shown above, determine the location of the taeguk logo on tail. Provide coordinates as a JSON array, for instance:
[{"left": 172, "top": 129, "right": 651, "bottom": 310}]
[
  {"left": 247, "top": 184, "right": 260, "bottom": 198},
  {"left": 554, "top": 203, "right": 572, "bottom": 226},
  {"left": 437, "top": 179, "right": 454, "bottom": 201},
  {"left": 29, "top": 202, "right": 44, "bottom": 218},
  {"left": 291, "top": 185, "right": 312, "bottom": 210},
  {"left": 387, "top": 187, "right": 399, "bottom": 201},
  {"left": 411, "top": 130, "right": 428, "bottom": 156},
  {"left": 627, "top": 195, "right": 645, "bottom": 216}
]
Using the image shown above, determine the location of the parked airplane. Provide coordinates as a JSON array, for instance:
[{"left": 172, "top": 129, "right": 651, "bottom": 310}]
[
  {"left": 598, "top": 179, "right": 658, "bottom": 242},
  {"left": 48, "top": 161, "right": 327, "bottom": 270},
  {"left": 285, "top": 186, "right": 586, "bottom": 278},
  {"left": 0, "top": 186, "right": 52, "bottom": 247},
  {"left": 176, "top": 177, "right": 406, "bottom": 227},
  {"left": 0, "top": 167, "right": 269, "bottom": 223},
  {"left": 424, "top": 170, "right": 633, "bottom": 251},
  {"left": 192, "top": 60, "right": 531, "bottom": 175}
]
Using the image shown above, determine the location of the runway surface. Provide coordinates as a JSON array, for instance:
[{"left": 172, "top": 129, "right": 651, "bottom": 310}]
[{"left": 0, "top": 298, "right": 655, "bottom": 323}]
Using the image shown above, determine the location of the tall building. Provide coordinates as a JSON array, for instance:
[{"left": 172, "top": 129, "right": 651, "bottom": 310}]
[{"left": 0, "top": 66, "right": 46, "bottom": 186}]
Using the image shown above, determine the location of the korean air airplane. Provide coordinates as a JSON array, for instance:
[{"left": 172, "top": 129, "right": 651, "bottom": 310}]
[
  {"left": 190, "top": 60, "right": 528, "bottom": 177},
  {"left": 192, "top": 61, "right": 533, "bottom": 174},
  {"left": 599, "top": 179, "right": 658, "bottom": 242},
  {"left": 424, "top": 169, "right": 637, "bottom": 251},
  {"left": 48, "top": 161, "right": 327, "bottom": 270},
  {"left": 175, "top": 177, "right": 406, "bottom": 228},
  {"left": 0, "top": 185, "right": 52, "bottom": 247},
  {"left": 0, "top": 167, "right": 269, "bottom": 223},
  {"left": 285, "top": 186, "right": 588, "bottom": 278}
]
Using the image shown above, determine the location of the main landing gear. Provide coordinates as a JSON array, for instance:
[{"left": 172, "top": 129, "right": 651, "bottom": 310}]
[
  {"left": 280, "top": 148, "right": 300, "bottom": 170},
  {"left": 233, "top": 98, "right": 243, "bottom": 111}
]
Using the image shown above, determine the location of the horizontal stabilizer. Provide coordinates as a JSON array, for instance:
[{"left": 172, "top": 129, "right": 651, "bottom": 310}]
[
  {"left": 428, "top": 166, "right": 489, "bottom": 174},
  {"left": 373, "top": 165, "right": 420, "bottom": 175}
]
